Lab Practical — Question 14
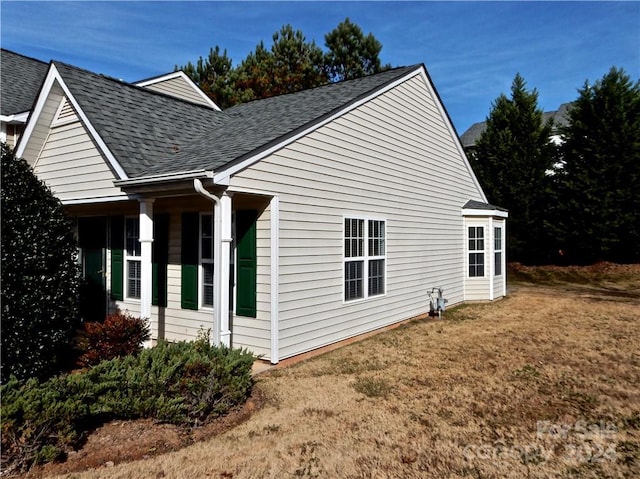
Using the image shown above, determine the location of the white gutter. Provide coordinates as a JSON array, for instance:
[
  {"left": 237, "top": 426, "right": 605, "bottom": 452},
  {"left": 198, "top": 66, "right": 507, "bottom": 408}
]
[
  {"left": 193, "top": 179, "right": 231, "bottom": 348},
  {"left": 461, "top": 208, "right": 509, "bottom": 219},
  {"left": 0, "top": 112, "right": 29, "bottom": 124},
  {"left": 115, "top": 170, "right": 211, "bottom": 187}
]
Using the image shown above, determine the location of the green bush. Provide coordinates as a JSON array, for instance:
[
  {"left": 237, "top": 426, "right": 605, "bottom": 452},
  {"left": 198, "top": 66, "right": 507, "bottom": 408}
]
[
  {"left": 0, "top": 340, "right": 255, "bottom": 472},
  {"left": 1, "top": 143, "right": 81, "bottom": 382},
  {"left": 76, "top": 310, "right": 151, "bottom": 367}
]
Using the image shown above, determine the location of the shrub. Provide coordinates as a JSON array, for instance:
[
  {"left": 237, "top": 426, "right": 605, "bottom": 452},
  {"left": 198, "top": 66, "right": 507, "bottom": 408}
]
[
  {"left": 76, "top": 311, "right": 150, "bottom": 367},
  {"left": 0, "top": 339, "right": 255, "bottom": 472},
  {"left": 1, "top": 143, "right": 80, "bottom": 383}
]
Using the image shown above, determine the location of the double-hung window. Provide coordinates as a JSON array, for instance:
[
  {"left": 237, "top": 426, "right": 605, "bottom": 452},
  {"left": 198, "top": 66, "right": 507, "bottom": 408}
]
[
  {"left": 344, "top": 218, "right": 386, "bottom": 301},
  {"left": 125, "top": 217, "right": 141, "bottom": 299},
  {"left": 468, "top": 226, "right": 485, "bottom": 277},
  {"left": 494, "top": 226, "right": 503, "bottom": 276},
  {"left": 200, "top": 214, "right": 214, "bottom": 308}
]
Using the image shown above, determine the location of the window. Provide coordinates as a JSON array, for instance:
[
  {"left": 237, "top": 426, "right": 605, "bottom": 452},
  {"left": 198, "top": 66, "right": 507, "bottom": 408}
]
[
  {"left": 200, "top": 214, "right": 214, "bottom": 308},
  {"left": 468, "top": 226, "right": 484, "bottom": 277},
  {"left": 125, "top": 217, "right": 141, "bottom": 299},
  {"left": 494, "top": 226, "right": 502, "bottom": 276},
  {"left": 344, "top": 218, "right": 386, "bottom": 301}
]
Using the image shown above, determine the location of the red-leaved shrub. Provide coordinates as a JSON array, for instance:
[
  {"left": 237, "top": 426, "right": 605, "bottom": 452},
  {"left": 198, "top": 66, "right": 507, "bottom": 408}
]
[{"left": 76, "top": 311, "right": 150, "bottom": 367}]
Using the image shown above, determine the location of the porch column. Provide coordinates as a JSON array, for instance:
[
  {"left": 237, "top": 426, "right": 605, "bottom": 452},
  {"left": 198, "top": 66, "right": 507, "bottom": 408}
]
[
  {"left": 139, "top": 199, "right": 154, "bottom": 344},
  {"left": 219, "top": 191, "right": 233, "bottom": 347}
]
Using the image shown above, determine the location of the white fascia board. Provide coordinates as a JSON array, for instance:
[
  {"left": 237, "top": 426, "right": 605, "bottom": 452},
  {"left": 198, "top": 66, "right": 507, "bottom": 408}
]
[
  {"left": 0, "top": 112, "right": 29, "bottom": 124},
  {"left": 114, "top": 169, "right": 212, "bottom": 187},
  {"left": 61, "top": 194, "right": 132, "bottom": 205},
  {"left": 462, "top": 208, "right": 509, "bottom": 219},
  {"left": 416, "top": 69, "right": 488, "bottom": 204},
  {"left": 136, "top": 71, "right": 221, "bottom": 111},
  {"left": 214, "top": 67, "right": 424, "bottom": 184},
  {"left": 16, "top": 64, "right": 129, "bottom": 180},
  {"left": 15, "top": 65, "right": 58, "bottom": 158}
]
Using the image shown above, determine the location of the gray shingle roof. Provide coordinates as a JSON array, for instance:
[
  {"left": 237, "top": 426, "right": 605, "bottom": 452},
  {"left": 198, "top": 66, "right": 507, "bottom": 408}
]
[
  {"left": 459, "top": 103, "right": 573, "bottom": 148},
  {"left": 54, "top": 62, "right": 225, "bottom": 177},
  {"left": 54, "top": 62, "right": 421, "bottom": 178},
  {"left": 136, "top": 65, "right": 422, "bottom": 177},
  {"left": 463, "top": 199, "right": 509, "bottom": 212},
  {"left": 1, "top": 49, "right": 49, "bottom": 116}
]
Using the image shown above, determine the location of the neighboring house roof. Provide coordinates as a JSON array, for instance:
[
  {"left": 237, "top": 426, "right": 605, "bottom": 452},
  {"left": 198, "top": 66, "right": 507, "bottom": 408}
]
[
  {"left": 1, "top": 49, "right": 49, "bottom": 117},
  {"left": 459, "top": 102, "right": 573, "bottom": 148},
  {"left": 46, "top": 62, "right": 423, "bottom": 180}
]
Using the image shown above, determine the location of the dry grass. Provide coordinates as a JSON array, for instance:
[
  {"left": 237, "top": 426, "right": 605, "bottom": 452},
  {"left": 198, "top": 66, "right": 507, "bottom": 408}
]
[{"left": 54, "top": 265, "right": 639, "bottom": 479}]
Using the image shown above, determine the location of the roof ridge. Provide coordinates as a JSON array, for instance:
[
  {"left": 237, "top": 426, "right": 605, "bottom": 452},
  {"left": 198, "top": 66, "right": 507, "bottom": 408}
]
[
  {"left": 0, "top": 48, "right": 48, "bottom": 65},
  {"left": 226, "top": 64, "right": 423, "bottom": 111}
]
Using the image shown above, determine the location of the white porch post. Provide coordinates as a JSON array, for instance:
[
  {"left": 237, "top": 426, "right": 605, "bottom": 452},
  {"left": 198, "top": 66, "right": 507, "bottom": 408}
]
[
  {"left": 219, "top": 191, "right": 233, "bottom": 347},
  {"left": 270, "top": 196, "right": 280, "bottom": 364},
  {"left": 139, "top": 199, "right": 154, "bottom": 345}
]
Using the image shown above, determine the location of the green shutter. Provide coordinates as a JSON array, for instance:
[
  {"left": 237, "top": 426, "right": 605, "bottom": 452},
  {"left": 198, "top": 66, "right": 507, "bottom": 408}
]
[
  {"left": 236, "top": 210, "right": 257, "bottom": 318},
  {"left": 181, "top": 212, "right": 199, "bottom": 310},
  {"left": 110, "top": 216, "right": 124, "bottom": 301},
  {"left": 152, "top": 213, "right": 169, "bottom": 307}
]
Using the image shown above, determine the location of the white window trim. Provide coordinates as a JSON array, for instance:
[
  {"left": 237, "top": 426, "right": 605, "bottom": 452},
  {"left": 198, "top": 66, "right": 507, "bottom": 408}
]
[
  {"left": 468, "top": 225, "right": 485, "bottom": 278},
  {"left": 343, "top": 216, "right": 387, "bottom": 303},
  {"left": 199, "top": 212, "right": 214, "bottom": 310},
  {"left": 494, "top": 226, "right": 503, "bottom": 277},
  {"left": 124, "top": 216, "right": 141, "bottom": 301}
]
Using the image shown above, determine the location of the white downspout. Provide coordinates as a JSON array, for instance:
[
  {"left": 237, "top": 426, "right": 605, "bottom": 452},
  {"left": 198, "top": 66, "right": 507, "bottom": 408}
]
[{"left": 193, "top": 179, "right": 231, "bottom": 347}]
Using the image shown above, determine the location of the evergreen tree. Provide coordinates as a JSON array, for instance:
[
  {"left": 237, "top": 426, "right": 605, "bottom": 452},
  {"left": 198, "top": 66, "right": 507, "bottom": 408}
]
[
  {"left": 469, "top": 74, "right": 557, "bottom": 263},
  {"left": 176, "top": 46, "right": 238, "bottom": 109},
  {"left": 180, "top": 20, "right": 391, "bottom": 107},
  {"left": 235, "top": 25, "right": 328, "bottom": 100},
  {"left": 323, "top": 18, "right": 389, "bottom": 82},
  {"left": 555, "top": 67, "right": 640, "bottom": 263},
  {"left": 270, "top": 25, "right": 328, "bottom": 94},
  {"left": 1, "top": 143, "right": 81, "bottom": 382}
]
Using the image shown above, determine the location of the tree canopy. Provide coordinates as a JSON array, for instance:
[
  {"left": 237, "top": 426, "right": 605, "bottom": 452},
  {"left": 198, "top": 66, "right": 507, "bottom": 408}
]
[
  {"left": 467, "top": 67, "right": 640, "bottom": 265},
  {"left": 555, "top": 67, "right": 640, "bottom": 263},
  {"left": 323, "top": 17, "right": 389, "bottom": 82},
  {"left": 469, "top": 73, "right": 557, "bottom": 263},
  {"left": 176, "top": 18, "right": 389, "bottom": 108}
]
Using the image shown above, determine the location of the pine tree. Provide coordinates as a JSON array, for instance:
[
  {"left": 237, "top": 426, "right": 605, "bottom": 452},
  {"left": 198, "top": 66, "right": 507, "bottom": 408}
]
[
  {"left": 469, "top": 74, "right": 557, "bottom": 263},
  {"left": 1, "top": 143, "right": 81, "bottom": 382},
  {"left": 323, "top": 18, "right": 389, "bottom": 82},
  {"left": 556, "top": 67, "right": 640, "bottom": 263},
  {"left": 177, "top": 46, "right": 238, "bottom": 109}
]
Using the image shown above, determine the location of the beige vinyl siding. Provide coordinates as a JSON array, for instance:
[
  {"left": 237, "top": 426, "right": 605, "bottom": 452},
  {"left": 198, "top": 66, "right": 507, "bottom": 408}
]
[
  {"left": 141, "top": 77, "right": 211, "bottom": 107},
  {"left": 230, "top": 74, "right": 485, "bottom": 359},
  {"left": 33, "top": 118, "right": 125, "bottom": 202}
]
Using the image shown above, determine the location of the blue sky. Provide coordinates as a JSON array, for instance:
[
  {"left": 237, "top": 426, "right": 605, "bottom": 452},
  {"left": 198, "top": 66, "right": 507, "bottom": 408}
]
[{"left": 2, "top": 1, "right": 638, "bottom": 133}]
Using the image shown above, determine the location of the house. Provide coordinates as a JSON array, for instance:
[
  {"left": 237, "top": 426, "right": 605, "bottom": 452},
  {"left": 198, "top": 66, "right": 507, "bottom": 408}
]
[
  {"left": 10, "top": 51, "right": 507, "bottom": 364},
  {"left": 460, "top": 102, "right": 572, "bottom": 149},
  {"left": 0, "top": 49, "right": 49, "bottom": 148}
]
